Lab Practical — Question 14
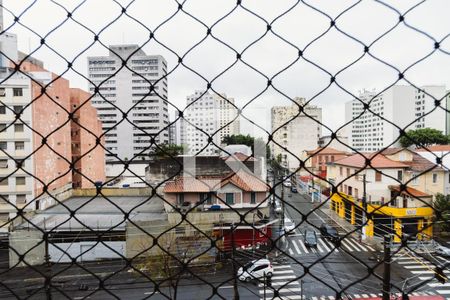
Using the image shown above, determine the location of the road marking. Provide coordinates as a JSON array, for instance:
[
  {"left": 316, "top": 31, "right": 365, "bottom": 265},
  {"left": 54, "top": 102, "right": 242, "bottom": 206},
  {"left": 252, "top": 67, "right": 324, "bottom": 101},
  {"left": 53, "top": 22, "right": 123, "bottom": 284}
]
[
  {"left": 298, "top": 239, "right": 309, "bottom": 253},
  {"left": 259, "top": 287, "right": 302, "bottom": 294},
  {"left": 291, "top": 240, "right": 301, "bottom": 254},
  {"left": 316, "top": 242, "right": 324, "bottom": 252},
  {"left": 289, "top": 248, "right": 294, "bottom": 255},
  {"left": 318, "top": 238, "right": 330, "bottom": 252},
  {"left": 311, "top": 297, "right": 319, "bottom": 300},
  {"left": 370, "top": 294, "right": 378, "bottom": 297},
  {"left": 218, "top": 286, "right": 233, "bottom": 289},
  {"left": 352, "top": 239, "right": 368, "bottom": 251},
  {"left": 339, "top": 240, "right": 354, "bottom": 252},
  {"left": 419, "top": 276, "right": 433, "bottom": 280},
  {"left": 274, "top": 270, "right": 294, "bottom": 274},
  {"left": 342, "top": 239, "right": 360, "bottom": 251},
  {"left": 353, "top": 294, "right": 361, "bottom": 298},
  {"left": 411, "top": 270, "right": 450, "bottom": 274},
  {"left": 437, "top": 290, "right": 450, "bottom": 295},
  {"left": 259, "top": 295, "right": 303, "bottom": 300},
  {"left": 361, "top": 294, "right": 369, "bottom": 298},
  {"left": 258, "top": 281, "right": 300, "bottom": 287},
  {"left": 272, "top": 275, "right": 297, "bottom": 280},
  {"left": 273, "top": 265, "right": 292, "bottom": 270},
  {"left": 404, "top": 265, "right": 434, "bottom": 269},
  {"left": 364, "top": 244, "right": 375, "bottom": 251},
  {"left": 428, "top": 282, "right": 450, "bottom": 287},
  {"left": 144, "top": 291, "right": 160, "bottom": 295}
]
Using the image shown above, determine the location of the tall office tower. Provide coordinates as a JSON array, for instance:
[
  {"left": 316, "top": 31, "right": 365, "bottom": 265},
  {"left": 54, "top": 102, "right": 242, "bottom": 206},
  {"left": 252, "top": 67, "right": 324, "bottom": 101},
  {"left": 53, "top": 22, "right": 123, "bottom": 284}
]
[
  {"left": 181, "top": 91, "right": 240, "bottom": 155},
  {"left": 345, "top": 85, "right": 448, "bottom": 152},
  {"left": 271, "top": 97, "right": 322, "bottom": 169},
  {"left": 88, "top": 45, "right": 169, "bottom": 161}
]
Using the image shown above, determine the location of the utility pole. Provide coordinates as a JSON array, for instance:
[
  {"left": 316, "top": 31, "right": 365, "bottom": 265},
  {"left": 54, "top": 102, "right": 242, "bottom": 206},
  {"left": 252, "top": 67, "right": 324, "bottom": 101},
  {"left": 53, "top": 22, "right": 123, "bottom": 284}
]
[
  {"left": 44, "top": 233, "right": 52, "bottom": 300},
  {"left": 231, "top": 223, "right": 240, "bottom": 300},
  {"left": 382, "top": 234, "right": 391, "bottom": 300},
  {"left": 361, "top": 174, "right": 368, "bottom": 240}
]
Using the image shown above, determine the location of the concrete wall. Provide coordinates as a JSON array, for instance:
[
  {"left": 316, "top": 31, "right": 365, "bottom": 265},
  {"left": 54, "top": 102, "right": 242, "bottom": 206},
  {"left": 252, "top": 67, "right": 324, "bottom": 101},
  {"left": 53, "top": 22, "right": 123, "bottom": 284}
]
[
  {"left": 9, "top": 230, "right": 44, "bottom": 267},
  {"left": 49, "top": 241, "right": 124, "bottom": 263}
]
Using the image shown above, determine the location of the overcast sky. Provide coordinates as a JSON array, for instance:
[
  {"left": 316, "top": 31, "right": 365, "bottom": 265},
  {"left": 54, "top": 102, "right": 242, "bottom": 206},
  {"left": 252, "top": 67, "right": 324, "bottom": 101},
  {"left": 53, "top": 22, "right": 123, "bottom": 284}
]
[{"left": 2, "top": 0, "right": 449, "bottom": 138}]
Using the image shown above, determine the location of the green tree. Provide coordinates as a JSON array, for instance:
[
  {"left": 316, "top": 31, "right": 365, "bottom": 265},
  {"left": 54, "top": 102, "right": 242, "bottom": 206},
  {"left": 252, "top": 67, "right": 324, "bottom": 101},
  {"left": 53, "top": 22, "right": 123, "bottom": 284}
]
[
  {"left": 399, "top": 128, "right": 449, "bottom": 147},
  {"left": 222, "top": 134, "right": 270, "bottom": 158},
  {"left": 434, "top": 193, "right": 450, "bottom": 233},
  {"left": 151, "top": 144, "right": 184, "bottom": 158}
]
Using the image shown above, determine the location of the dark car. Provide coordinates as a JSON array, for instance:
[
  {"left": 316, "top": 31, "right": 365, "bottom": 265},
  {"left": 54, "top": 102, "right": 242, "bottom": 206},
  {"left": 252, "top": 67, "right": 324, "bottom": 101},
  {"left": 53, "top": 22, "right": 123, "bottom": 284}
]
[
  {"left": 290, "top": 186, "right": 298, "bottom": 193},
  {"left": 304, "top": 229, "right": 317, "bottom": 247},
  {"left": 320, "top": 223, "right": 339, "bottom": 243}
]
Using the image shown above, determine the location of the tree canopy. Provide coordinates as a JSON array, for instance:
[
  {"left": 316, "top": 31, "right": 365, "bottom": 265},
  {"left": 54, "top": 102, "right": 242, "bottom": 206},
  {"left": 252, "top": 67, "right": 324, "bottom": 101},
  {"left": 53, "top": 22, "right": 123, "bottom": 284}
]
[
  {"left": 151, "top": 144, "right": 184, "bottom": 158},
  {"left": 434, "top": 193, "right": 450, "bottom": 233},
  {"left": 399, "top": 128, "right": 449, "bottom": 147},
  {"left": 222, "top": 134, "right": 269, "bottom": 158}
]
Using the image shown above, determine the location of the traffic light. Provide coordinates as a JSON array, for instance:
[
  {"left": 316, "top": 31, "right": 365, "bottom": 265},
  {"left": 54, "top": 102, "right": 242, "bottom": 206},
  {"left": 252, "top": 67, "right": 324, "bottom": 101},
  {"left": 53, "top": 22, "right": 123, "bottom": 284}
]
[{"left": 435, "top": 267, "right": 448, "bottom": 284}]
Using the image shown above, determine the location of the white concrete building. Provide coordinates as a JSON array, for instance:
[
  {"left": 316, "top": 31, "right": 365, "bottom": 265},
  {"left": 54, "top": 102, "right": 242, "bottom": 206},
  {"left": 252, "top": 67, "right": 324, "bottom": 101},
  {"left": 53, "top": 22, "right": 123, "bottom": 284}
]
[
  {"left": 0, "top": 70, "right": 34, "bottom": 229},
  {"left": 346, "top": 85, "right": 448, "bottom": 152},
  {"left": 181, "top": 91, "right": 239, "bottom": 155},
  {"left": 88, "top": 45, "right": 169, "bottom": 161},
  {"left": 271, "top": 97, "right": 322, "bottom": 169}
]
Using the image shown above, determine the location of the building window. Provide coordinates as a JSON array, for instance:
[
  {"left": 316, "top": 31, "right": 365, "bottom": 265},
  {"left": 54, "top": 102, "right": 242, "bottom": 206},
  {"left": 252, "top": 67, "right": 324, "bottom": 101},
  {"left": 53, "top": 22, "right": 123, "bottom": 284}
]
[
  {"left": 13, "top": 106, "right": 22, "bottom": 113},
  {"left": 0, "top": 178, "right": 8, "bottom": 186},
  {"left": 0, "top": 106, "right": 5, "bottom": 114},
  {"left": 226, "top": 193, "right": 234, "bottom": 205},
  {"left": 397, "top": 170, "right": 403, "bottom": 182},
  {"left": 339, "top": 167, "right": 343, "bottom": 176},
  {"left": 250, "top": 192, "right": 256, "bottom": 204},
  {"left": 346, "top": 168, "right": 350, "bottom": 177},
  {"left": 0, "top": 159, "right": 7, "bottom": 169},
  {"left": 177, "top": 194, "right": 184, "bottom": 205},
  {"left": 200, "top": 193, "right": 212, "bottom": 205},
  {"left": 14, "top": 124, "right": 24, "bottom": 133},
  {"left": 375, "top": 171, "right": 382, "bottom": 182},
  {"left": 16, "top": 177, "right": 26, "bottom": 186},
  {"left": 16, "top": 194, "right": 26, "bottom": 204},
  {"left": 330, "top": 155, "right": 335, "bottom": 162},
  {"left": 0, "top": 142, "right": 6, "bottom": 150},
  {"left": 15, "top": 142, "right": 25, "bottom": 150},
  {"left": 432, "top": 173, "right": 438, "bottom": 184},
  {"left": 0, "top": 194, "right": 8, "bottom": 204},
  {"left": 13, "top": 88, "right": 23, "bottom": 97},
  {"left": 411, "top": 172, "right": 418, "bottom": 185},
  {"left": 0, "top": 124, "right": 6, "bottom": 132}
]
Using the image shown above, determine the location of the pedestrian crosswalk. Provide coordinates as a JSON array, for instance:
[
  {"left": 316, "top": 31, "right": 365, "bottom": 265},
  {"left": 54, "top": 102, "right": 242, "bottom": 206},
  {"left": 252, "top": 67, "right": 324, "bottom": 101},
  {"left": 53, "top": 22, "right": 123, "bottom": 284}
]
[
  {"left": 393, "top": 249, "right": 450, "bottom": 296},
  {"left": 286, "top": 236, "right": 375, "bottom": 256},
  {"left": 258, "top": 264, "right": 303, "bottom": 299}
]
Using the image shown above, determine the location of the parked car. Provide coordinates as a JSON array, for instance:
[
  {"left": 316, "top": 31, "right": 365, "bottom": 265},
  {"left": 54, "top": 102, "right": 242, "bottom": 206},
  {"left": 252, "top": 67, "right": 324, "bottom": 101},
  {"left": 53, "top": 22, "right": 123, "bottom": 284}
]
[
  {"left": 320, "top": 223, "right": 340, "bottom": 243},
  {"left": 435, "top": 245, "right": 450, "bottom": 257},
  {"left": 283, "top": 181, "right": 292, "bottom": 187},
  {"left": 238, "top": 259, "right": 273, "bottom": 282},
  {"left": 284, "top": 217, "right": 295, "bottom": 234},
  {"left": 274, "top": 201, "right": 282, "bottom": 214},
  {"left": 291, "top": 186, "right": 298, "bottom": 193},
  {"left": 304, "top": 229, "right": 318, "bottom": 247}
]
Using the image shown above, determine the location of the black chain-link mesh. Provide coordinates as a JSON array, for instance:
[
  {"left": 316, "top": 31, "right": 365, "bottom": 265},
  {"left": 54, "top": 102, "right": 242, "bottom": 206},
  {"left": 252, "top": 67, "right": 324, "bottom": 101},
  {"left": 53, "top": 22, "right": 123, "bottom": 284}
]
[{"left": 0, "top": 0, "right": 449, "bottom": 299}]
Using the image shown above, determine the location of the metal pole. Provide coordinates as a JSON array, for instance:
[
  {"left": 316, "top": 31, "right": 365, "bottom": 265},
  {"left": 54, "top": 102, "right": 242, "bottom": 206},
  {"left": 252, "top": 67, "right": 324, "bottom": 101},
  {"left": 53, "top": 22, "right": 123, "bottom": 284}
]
[
  {"left": 263, "top": 272, "right": 266, "bottom": 300},
  {"left": 300, "top": 279, "right": 303, "bottom": 300},
  {"left": 252, "top": 214, "right": 255, "bottom": 256},
  {"left": 231, "top": 223, "right": 239, "bottom": 300},
  {"left": 362, "top": 174, "right": 367, "bottom": 240},
  {"left": 44, "top": 233, "right": 52, "bottom": 300},
  {"left": 382, "top": 234, "right": 391, "bottom": 300}
]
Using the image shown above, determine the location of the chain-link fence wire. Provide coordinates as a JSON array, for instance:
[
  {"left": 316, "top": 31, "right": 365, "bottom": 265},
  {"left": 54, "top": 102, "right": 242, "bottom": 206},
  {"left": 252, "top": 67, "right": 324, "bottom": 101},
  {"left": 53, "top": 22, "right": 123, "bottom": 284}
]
[{"left": 0, "top": 0, "right": 448, "bottom": 299}]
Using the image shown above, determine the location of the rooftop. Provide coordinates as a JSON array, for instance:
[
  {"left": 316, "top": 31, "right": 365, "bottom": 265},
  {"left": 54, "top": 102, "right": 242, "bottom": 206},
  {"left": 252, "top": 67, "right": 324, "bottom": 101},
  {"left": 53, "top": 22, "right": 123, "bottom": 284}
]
[{"left": 332, "top": 153, "right": 409, "bottom": 169}]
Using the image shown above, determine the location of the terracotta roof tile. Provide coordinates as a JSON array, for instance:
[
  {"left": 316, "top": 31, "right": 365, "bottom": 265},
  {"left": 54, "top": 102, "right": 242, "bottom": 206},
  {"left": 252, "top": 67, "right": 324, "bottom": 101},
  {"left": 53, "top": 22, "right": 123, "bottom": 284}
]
[
  {"left": 306, "top": 147, "right": 349, "bottom": 156},
  {"left": 388, "top": 185, "right": 431, "bottom": 198},
  {"left": 332, "top": 153, "right": 409, "bottom": 168},
  {"left": 163, "top": 170, "right": 268, "bottom": 193},
  {"left": 415, "top": 145, "right": 450, "bottom": 152}
]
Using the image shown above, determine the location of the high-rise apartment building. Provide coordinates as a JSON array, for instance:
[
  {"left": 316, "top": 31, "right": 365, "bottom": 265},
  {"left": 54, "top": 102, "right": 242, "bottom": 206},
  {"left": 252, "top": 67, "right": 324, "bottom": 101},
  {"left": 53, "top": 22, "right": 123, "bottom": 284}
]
[
  {"left": 345, "top": 85, "right": 448, "bottom": 152},
  {"left": 271, "top": 97, "right": 322, "bottom": 169},
  {"left": 88, "top": 45, "right": 169, "bottom": 161},
  {"left": 180, "top": 91, "right": 239, "bottom": 155}
]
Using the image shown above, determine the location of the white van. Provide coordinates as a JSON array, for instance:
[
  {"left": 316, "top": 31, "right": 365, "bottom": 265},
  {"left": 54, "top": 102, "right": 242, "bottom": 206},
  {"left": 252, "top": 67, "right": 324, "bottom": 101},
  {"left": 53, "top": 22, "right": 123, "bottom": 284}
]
[{"left": 238, "top": 259, "right": 273, "bottom": 282}]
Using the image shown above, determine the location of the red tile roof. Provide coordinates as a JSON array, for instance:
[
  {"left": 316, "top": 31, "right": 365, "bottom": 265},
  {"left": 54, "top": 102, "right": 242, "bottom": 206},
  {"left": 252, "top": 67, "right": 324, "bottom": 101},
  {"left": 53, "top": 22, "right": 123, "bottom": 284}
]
[
  {"left": 306, "top": 147, "right": 349, "bottom": 156},
  {"left": 415, "top": 145, "right": 450, "bottom": 152},
  {"left": 332, "top": 153, "right": 409, "bottom": 168},
  {"left": 163, "top": 170, "right": 268, "bottom": 193},
  {"left": 388, "top": 185, "right": 431, "bottom": 198}
]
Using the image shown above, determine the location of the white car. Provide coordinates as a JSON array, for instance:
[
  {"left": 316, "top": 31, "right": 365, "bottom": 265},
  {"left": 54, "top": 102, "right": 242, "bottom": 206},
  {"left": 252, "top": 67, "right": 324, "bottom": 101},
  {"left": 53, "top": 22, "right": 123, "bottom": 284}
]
[
  {"left": 274, "top": 202, "right": 282, "bottom": 214},
  {"left": 238, "top": 259, "right": 273, "bottom": 282},
  {"left": 435, "top": 245, "right": 450, "bottom": 257},
  {"left": 283, "top": 181, "right": 292, "bottom": 187},
  {"left": 284, "top": 217, "right": 295, "bottom": 234}
]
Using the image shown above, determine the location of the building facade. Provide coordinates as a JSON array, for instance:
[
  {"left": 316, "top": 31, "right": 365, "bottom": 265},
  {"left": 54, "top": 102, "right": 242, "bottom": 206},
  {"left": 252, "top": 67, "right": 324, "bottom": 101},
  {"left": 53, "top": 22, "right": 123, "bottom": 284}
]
[
  {"left": 180, "top": 91, "right": 239, "bottom": 155},
  {"left": 271, "top": 97, "right": 322, "bottom": 169},
  {"left": 346, "top": 85, "right": 448, "bottom": 152},
  {"left": 88, "top": 45, "right": 169, "bottom": 161}
]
